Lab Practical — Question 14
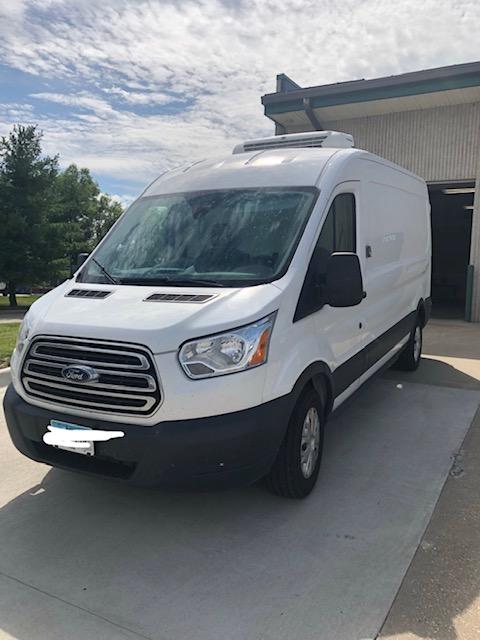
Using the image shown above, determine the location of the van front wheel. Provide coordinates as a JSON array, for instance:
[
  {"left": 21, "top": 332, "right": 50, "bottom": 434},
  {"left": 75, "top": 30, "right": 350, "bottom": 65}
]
[
  {"left": 265, "top": 387, "right": 324, "bottom": 499},
  {"left": 396, "top": 320, "right": 422, "bottom": 371}
]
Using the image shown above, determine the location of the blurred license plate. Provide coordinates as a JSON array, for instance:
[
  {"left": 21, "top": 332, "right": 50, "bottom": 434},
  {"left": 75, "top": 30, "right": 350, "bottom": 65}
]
[{"left": 48, "top": 420, "right": 95, "bottom": 456}]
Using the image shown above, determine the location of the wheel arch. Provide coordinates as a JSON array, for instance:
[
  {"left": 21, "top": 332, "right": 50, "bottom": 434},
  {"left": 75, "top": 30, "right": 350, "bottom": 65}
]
[
  {"left": 291, "top": 361, "right": 334, "bottom": 419},
  {"left": 417, "top": 298, "right": 427, "bottom": 328}
]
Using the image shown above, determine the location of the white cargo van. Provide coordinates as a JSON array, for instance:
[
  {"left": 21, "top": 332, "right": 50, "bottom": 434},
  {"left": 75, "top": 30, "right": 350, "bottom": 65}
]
[{"left": 4, "top": 131, "right": 431, "bottom": 498}]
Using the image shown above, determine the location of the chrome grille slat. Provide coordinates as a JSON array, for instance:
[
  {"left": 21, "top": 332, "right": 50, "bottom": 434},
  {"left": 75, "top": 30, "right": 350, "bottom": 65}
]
[
  {"left": 24, "top": 360, "right": 157, "bottom": 392},
  {"left": 24, "top": 380, "right": 157, "bottom": 412},
  {"left": 31, "top": 342, "right": 149, "bottom": 370},
  {"left": 21, "top": 337, "right": 161, "bottom": 416},
  {"left": 23, "top": 377, "right": 155, "bottom": 401}
]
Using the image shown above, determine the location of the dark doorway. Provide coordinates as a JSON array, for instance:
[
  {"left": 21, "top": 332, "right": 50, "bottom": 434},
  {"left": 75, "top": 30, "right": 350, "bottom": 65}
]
[{"left": 428, "top": 183, "right": 474, "bottom": 319}]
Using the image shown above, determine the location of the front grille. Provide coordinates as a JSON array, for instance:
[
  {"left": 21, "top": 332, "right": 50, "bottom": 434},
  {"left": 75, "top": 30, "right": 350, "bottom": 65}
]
[{"left": 21, "top": 337, "right": 161, "bottom": 416}]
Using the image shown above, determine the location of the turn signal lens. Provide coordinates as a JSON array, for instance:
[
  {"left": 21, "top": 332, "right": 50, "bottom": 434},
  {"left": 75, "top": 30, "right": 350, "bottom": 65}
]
[{"left": 248, "top": 327, "right": 272, "bottom": 367}]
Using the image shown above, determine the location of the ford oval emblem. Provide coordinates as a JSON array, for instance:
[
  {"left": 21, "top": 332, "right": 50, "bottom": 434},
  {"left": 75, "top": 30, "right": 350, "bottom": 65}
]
[{"left": 61, "top": 364, "right": 99, "bottom": 384}]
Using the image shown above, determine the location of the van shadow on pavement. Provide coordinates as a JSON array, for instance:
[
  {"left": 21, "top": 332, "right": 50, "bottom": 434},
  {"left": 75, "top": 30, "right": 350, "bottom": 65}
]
[
  {"left": 0, "top": 362, "right": 479, "bottom": 640},
  {"left": 383, "top": 355, "right": 480, "bottom": 391}
]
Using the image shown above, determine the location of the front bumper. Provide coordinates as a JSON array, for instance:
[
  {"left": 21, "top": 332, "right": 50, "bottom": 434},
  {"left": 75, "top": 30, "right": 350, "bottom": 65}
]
[{"left": 3, "top": 385, "right": 292, "bottom": 489}]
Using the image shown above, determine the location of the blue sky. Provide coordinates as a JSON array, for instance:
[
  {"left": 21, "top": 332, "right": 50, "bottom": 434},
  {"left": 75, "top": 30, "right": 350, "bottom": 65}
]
[{"left": 0, "top": 0, "right": 479, "bottom": 208}]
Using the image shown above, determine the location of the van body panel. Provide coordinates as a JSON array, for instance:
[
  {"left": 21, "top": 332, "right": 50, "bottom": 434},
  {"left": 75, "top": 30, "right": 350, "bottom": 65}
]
[
  {"left": 359, "top": 158, "right": 430, "bottom": 352},
  {"left": 143, "top": 148, "right": 340, "bottom": 196},
  {"left": 4, "top": 143, "right": 432, "bottom": 488},
  {"left": 155, "top": 351, "right": 268, "bottom": 420},
  {"left": 21, "top": 279, "right": 283, "bottom": 354}
]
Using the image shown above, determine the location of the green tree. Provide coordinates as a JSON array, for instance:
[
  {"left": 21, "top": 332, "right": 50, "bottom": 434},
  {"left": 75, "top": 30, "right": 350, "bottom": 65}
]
[
  {"left": 55, "top": 165, "right": 123, "bottom": 269},
  {"left": 93, "top": 194, "right": 123, "bottom": 245},
  {"left": 0, "top": 125, "right": 59, "bottom": 307}
]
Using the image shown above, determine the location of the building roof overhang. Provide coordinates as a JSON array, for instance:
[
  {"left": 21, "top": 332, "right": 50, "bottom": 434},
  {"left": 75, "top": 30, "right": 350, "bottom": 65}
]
[{"left": 262, "top": 61, "right": 480, "bottom": 129}]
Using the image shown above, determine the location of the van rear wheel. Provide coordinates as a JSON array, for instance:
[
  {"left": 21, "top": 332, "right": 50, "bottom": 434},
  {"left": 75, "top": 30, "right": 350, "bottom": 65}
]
[
  {"left": 265, "top": 386, "right": 324, "bottom": 499},
  {"left": 396, "top": 320, "right": 422, "bottom": 371}
]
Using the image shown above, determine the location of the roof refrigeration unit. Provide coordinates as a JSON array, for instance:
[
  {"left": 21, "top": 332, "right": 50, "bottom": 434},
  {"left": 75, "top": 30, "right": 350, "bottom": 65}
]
[{"left": 232, "top": 130, "right": 354, "bottom": 154}]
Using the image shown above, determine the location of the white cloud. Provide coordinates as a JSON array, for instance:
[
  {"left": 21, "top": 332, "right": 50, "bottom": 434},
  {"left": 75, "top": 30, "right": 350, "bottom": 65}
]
[
  {"left": 0, "top": 0, "right": 479, "bottom": 191},
  {"left": 108, "top": 192, "right": 136, "bottom": 208},
  {"left": 0, "top": 102, "right": 34, "bottom": 121},
  {"left": 107, "top": 86, "right": 180, "bottom": 106},
  {"left": 0, "top": 0, "right": 26, "bottom": 20},
  {"left": 31, "top": 92, "right": 113, "bottom": 116}
]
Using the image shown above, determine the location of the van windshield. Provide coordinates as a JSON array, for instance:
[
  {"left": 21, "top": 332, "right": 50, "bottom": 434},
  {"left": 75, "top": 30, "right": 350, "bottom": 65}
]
[{"left": 78, "top": 187, "right": 318, "bottom": 287}]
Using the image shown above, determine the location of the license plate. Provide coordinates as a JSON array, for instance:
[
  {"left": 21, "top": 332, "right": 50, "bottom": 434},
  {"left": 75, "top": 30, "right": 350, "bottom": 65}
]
[{"left": 46, "top": 419, "right": 95, "bottom": 456}]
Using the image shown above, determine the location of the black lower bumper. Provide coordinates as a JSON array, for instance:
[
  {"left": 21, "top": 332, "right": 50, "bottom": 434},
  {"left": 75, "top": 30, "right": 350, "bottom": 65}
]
[{"left": 3, "top": 385, "right": 293, "bottom": 489}]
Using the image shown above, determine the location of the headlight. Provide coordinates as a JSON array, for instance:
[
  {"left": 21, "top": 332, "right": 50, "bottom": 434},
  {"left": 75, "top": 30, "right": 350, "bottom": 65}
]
[
  {"left": 179, "top": 313, "right": 276, "bottom": 379},
  {"left": 15, "top": 311, "right": 32, "bottom": 356},
  {"left": 10, "top": 312, "right": 33, "bottom": 379}
]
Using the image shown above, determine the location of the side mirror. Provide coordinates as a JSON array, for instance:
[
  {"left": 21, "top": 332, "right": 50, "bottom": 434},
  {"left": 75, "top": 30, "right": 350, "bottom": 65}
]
[
  {"left": 71, "top": 253, "right": 89, "bottom": 278},
  {"left": 76, "top": 253, "right": 90, "bottom": 270},
  {"left": 325, "top": 252, "right": 365, "bottom": 307}
]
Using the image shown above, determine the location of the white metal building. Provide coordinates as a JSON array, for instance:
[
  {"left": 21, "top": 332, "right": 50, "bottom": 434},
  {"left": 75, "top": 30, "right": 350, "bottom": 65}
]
[{"left": 261, "top": 61, "right": 480, "bottom": 321}]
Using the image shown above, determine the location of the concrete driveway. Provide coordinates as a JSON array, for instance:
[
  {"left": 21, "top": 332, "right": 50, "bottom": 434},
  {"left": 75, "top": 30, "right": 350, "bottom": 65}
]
[{"left": 0, "top": 321, "right": 479, "bottom": 640}]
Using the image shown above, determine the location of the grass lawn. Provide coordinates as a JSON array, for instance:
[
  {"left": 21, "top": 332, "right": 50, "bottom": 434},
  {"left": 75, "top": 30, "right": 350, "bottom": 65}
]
[
  {"left": 0, "top": 323, "right": 19, "bottom": 367},
  {"left": 0, "top": 294, "right": 42, "bottom": 310}
]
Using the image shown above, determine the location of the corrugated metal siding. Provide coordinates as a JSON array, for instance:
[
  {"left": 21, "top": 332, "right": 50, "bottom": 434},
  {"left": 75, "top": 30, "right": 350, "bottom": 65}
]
[{"left": 284, "top": 102, "right": 480, "bottom": 182}]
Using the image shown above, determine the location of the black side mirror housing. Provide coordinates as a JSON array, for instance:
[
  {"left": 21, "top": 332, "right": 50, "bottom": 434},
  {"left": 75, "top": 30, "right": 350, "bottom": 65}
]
[
  {"left": 76, "top": 253, "right": 90, "bottom": 270},
  {"left": 325, "top": 252, "right": 365, "bottom": 307},
  {"left": 71, "top": 253, "right": 89, "bottom": 278}
]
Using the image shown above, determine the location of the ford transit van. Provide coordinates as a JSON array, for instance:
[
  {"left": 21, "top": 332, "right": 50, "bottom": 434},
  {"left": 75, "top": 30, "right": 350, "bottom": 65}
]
[{"left": 4, "top": 131, "right": 431, "bottom": 498}]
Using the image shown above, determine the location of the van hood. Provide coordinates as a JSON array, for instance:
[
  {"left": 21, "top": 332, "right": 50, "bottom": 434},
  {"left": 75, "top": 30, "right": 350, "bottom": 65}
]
[{"left": 27, "top": 280, "right": 282, "bottom": 353}]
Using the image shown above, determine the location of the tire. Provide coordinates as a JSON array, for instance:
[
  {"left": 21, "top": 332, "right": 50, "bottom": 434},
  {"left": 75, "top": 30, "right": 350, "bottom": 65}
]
[
  {"left": 396, "top": 318, "right": 422, "bottom": 371},
  {"left": 265, "top": 386, "right": 324, "bottom": 499}
]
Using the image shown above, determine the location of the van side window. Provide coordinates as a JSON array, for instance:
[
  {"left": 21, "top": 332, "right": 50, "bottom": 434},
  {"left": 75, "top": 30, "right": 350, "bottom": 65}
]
[
  {"left": 294, "top": 193, "right": 356, "bottom": 322},
  {"left": 334, "top": 193, "right": 356, "bottom": 252}
]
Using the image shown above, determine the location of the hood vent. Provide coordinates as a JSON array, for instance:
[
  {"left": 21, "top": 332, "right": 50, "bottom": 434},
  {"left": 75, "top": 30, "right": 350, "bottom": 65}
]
[
  {"left": 145, "top": 293, "right": 216, "bottom": 304},
  {"left": 66, "top": 289, "right": 112, "bottom": 299}
]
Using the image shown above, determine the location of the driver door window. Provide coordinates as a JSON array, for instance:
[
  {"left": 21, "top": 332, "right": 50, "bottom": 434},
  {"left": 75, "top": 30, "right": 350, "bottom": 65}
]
[{"left": 294, "top": 193, "right": 356, "bottom": 321}]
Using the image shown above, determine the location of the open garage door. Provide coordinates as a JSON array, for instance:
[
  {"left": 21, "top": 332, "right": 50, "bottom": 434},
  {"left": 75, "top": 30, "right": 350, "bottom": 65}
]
[{"left": 428, "top": 183, "right": 474, "bottom": 319}]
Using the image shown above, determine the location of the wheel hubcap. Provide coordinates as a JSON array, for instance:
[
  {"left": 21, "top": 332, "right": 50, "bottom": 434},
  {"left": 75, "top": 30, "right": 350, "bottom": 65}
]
[
  {"left": 300, "top": 407, "right": 320, "bottom": 479},
  {"left": 413, "top": 326, "right": 422, "bottom": 361}
]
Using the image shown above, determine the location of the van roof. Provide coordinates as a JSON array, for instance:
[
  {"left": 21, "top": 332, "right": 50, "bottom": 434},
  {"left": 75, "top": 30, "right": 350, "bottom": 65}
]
[{"left": 143, "top": 147, "right": 353, "bottom": 196}]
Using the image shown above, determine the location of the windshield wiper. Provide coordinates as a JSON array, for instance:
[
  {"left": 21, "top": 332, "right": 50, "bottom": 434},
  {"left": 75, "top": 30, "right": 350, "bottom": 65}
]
[
  {"left": 90, "top": 257, "right": 121, "bottom": 285},
  {"left": 165, "top": 278, "right": 226, "bottom": 287},
  {"left": 120, "top": 276, "right": 225, "bottom": 287}
]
